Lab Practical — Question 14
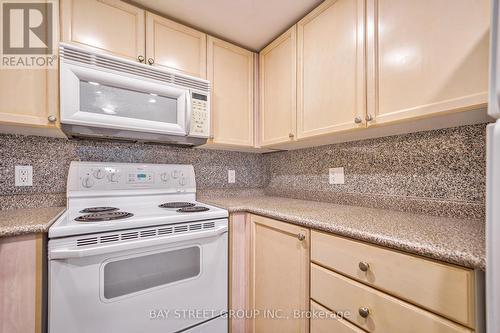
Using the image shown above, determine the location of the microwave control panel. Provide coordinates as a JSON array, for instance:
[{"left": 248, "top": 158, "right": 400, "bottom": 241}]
[{"left": 190, "top": 92, "right": 209, "bottom": 137}]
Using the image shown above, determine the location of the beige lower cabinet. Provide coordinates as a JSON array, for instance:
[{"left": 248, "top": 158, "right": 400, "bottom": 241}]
[
  {"left": 0, "top": 234, "right": 45, "bottom": 333},
  {"left": 366, "top": 0, "right": 489, "bottom": 126},
  {"left": 311, "top": 264, "right": 473, "bottom": 333},
  {"left": 207, "top": 37, "right": 256, "bottom": 148},
  {"left": 249, "top": 214, "right": 310, "bottom": 333},
  {"left": 310, "top": 300, "right": 364, "bottom": 333}
]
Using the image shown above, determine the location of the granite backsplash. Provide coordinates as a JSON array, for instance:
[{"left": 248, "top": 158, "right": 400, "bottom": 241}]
[
  {"left": 0, "top": 135, "right": 265, "bottom": 210},
  {"left": 264, "top": 124, "right": 487, "bottom": 219},
  {"left": 0, "top": 123, "right": 487, "bottom": 219}
]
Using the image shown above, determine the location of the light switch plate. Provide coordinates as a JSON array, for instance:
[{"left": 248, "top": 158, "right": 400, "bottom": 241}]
[
  {"left": 15, "top": 165, "right": 33, "bottom": 186},
  {"left": 228, "top": 170, "right": 236, "bottom": 183},
  {"left": 329, "top": 167, "right": 345, "bottom": 184}
]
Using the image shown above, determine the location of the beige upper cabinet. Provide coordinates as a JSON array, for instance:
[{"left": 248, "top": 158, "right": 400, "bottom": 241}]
[
  {"left": 297, "top": 0, "right": 366, "bottom": 139},
  {"left": 0, "top": 68, "right": 58, "bottom": 129},
  {"left": 60, "top": 0, "right": 145, "bottom": 62},
  {"left": 250, "top": 215, "right": 309, "bottom": 333},
  {"left": 207, "top": 36, "right": 255, "bottom": 147},
  {"left": 146, "top": 13, "right": 207, "bottom": 78},
  {"left": 366, "top": 0, "right": 490, "bottom": 125},
  {"left": 259, "top": 26, "right": 297, "bottom": 147}
]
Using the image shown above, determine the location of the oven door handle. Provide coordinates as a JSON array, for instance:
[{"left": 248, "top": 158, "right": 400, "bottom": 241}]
[{"left": 49, "top": 225, "right": 227, "bottom": 260}]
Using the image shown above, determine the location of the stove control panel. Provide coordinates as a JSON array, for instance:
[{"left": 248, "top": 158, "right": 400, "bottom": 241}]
[{"left": 69, "top": 162, "right": 196, "bottom": 192}]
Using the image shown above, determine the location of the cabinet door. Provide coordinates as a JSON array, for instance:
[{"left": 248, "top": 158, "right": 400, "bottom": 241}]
[
  {"left": 0, "top": 235, "right": 45, "bottom": 333},
  {"left": 250, "top": 215, "right": 309, "bottom": 333},
  {"left": 60, "top": 0, "right": 145, "bottom": 61},
  {"left": 366, "top": 0, "right": 489, "bottom": 125},
  {"left": 146, "top": 13, "right": 206, "bottom": 78},
  {"left": 259, "top": 26, "right": 297, "bottom": 147},
  {"left": 297, "top": 0, "right": 365, "bottom": 139},
  {"left": 207, "top": 37, "right": 255, "bottom": 147},
  {"left": 0, "top": 67, "right": 58, "bottom": 128}
]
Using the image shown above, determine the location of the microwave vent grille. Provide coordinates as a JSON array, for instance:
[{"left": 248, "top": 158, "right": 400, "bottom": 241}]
[{"left": 60, "top": 44, "right": 210, "bottom": 93}]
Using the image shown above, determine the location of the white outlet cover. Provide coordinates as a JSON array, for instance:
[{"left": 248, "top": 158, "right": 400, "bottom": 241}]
[
  {"left": 15, "top": 165, "right": 33, "bottom": 186},
  {"left": 329, "top": 167, "right": 345, "bottom": 185},
  {"left": 228, "top": 170, "right": 236, "bottom": 183}
]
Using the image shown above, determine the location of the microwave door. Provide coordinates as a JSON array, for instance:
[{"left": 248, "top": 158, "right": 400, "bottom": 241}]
[{"left": 60, "top": 62, "right": 189, "bottom": 136}]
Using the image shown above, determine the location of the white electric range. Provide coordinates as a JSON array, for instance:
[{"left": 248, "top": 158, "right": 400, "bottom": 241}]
[{"left": 48, "top": 161, "right": 228, "bottom": 333}]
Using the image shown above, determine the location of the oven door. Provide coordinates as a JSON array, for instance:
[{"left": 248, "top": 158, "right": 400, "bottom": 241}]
[
  {"left": 60, "top": 60, "right": 191, "bottom": 136},
  {"left": 48, "top": 221, "right": 227, "bottom": 333}
]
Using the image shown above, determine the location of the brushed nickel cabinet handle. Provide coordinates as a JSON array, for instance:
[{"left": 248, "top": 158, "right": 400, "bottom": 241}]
[
  {"left": 289, "top": 133, "right": 295, "bottom": 139},
  {"left": 358, "top": 261, "right": 370, "bottom": 272},
  {"left": 297, "top": 233, "right": 305, "bottom": 241},
  {"left": 354, "top": 116, "right": 362, "bottom": 124},
  {"left": 366, "top": 114, "right": 374, "bottom": 122},
  {"left": 358, "top": 307, "right": 370, "bottom": 318},
  {"left": 148, "top": 58, "right": 155, "bottom": 65},
  {"left": 48, "top": 115, "right": 57, "bottom": 123},
  {"left": 137, "top": 55, "right": 145, "bottom": 63}
]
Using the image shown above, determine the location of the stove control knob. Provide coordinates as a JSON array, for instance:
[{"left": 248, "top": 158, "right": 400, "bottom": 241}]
[
  {"left": 93, "top": 168, "right": 104, "bottom": 179},
  {"left": 107, "top": 172, "right": 119, "bottom": 183},
  {"left": 171, "top": 170, "right": 180, "bottom": 179},
  {"left": 160, "top": 172, "right": 169, "bottom": 182},
  {"left": 179, "top": 177, "right": 187, "bottom": 186},
  {"left": 82, "top": 176, "right": 95, "bottom": 188}
]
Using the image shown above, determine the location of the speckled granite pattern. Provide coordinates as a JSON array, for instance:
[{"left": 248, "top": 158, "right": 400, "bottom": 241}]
[
  {"left": 0, "top": 206, "right": 65, "bottom": 237},
  {"left": 199, "top": 195, "right": 485, "bottom": 270},
  {"left": 0, "top": 134, "right": 265, "bottom": 209},
  {"left": 264, "top": 124, "right": 487, "bottom": 219},
  {"left": 0, "top": 193, "right": 66, "bottom": 211}
]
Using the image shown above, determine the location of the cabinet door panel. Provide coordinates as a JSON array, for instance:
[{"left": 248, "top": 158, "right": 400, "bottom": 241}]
[
  {"left": 0, "top": 68, "right": 58, "bottom": 128},
  {"left": 146, "top": 13, "right": 206, "bottom": 78},
  {"left": 207, "top": 37, "right": 255, "bottom": 147},
  {"left": 61, "top": 0, "right": 145, "bottom": 61},
  {"left": 250, "top": 215, "right": 309, "bottom": 333},
  {"left": 297, "top": 0, "right": 365, "bottom": 139},
  {"left": 260, "top": 26, "right": 296, "bottom": 146},
  {"left": 367, "top": 0, "right": 489, "bottom": 125}
]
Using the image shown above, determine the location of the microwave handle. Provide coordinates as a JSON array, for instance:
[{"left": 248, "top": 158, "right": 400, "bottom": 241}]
[
  {"left": 186, "top": 91, "right": 192, "bottom": 135},
  {"left": 49, "top": 225, "right": 227, "bottom": 260}
]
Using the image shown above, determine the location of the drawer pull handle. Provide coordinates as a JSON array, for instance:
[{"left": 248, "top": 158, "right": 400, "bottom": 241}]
[
  {"left": 297, "top": 233, "right": 306, "bottom": 241},
  {"left": 358, "top": 307, "right": 370, "bottom": 318},
  {"left": 354, "top": 116, "right": 362, "bottom": 124},
  {"left": 358, "top": 261, "right": 370, "bottom": 272}
]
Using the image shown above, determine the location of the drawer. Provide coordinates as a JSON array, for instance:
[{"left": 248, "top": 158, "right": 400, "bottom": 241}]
[
  {"left": 311, "top": 230, "right": 476, "bottom": 327},
  {"left": 311, "top": 264, "right": 473, "bottom": 333},
  {"left": 310, "top": 300, "right": 364, "bottom": 333}
]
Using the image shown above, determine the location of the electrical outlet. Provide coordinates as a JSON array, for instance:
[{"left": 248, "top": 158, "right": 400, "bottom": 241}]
[
  {"left": 329, "top": 167, "right": 345, "bottom": 184},
  {"left": 228, "top": 170, "right": 236, "bottom": 183},
  {"left": 15, "top": 165, "right": 33, "bottom": 186}
]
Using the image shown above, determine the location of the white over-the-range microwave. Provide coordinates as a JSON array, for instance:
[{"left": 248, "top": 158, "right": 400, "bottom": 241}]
[{"left": 59, "top": 43, "right": 210, "bottom": 146}]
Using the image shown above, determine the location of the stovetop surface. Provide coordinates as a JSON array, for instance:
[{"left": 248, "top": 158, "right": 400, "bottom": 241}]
[{"left": 50, "top": 200, "right": 227, "bottom": 238}]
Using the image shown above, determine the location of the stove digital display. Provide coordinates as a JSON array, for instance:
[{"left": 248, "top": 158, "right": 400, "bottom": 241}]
[{"left": 127, "top": 172, "right": 153, "bottom": 183}]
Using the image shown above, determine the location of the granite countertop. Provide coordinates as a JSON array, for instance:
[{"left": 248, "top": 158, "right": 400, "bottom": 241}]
[
  {"left": 0, "top": 207, "right": 65, "bottom": 238},
  {"left": 199, "top": 195, "right": 485, "bottom": 270}
]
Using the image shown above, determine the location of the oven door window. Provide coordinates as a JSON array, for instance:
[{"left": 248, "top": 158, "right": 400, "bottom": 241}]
[{"left": 101, "top": 246, "right": 201, "bottom": 300}]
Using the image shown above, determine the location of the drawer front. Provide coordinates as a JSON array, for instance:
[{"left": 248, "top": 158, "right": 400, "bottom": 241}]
[
  {"left": 311, "top": 264, "right": 473, "bottom": 333},
  {"left": 310, "top": 300, "right": 364, "bottom": 333},
  {"left": 311, "top": 230, "right": 475, "bottom": 327}
]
